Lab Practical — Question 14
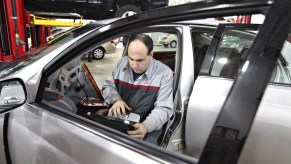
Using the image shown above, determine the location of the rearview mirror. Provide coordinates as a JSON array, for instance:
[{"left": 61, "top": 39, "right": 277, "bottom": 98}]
[{"left": 0, "top": 79, "right": 26, "bottom": 111}]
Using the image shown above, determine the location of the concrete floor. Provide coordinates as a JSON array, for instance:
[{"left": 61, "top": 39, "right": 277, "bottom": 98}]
[{"left": 85, "top": 47, "right": 124, "bottom": 88}]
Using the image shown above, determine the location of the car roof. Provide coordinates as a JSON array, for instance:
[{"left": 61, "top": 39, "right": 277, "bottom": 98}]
[
  {"left": 176, "top": 19, "right": 230, "bottom": 26},
  {"left": 89, "top": 17, "right": 122, "bottom": 26}
]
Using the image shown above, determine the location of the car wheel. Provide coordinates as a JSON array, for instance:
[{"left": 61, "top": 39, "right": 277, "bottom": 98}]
[
  {"left": 92, "top": 47, "right": 105, "bottom": 60},
  {"left": 170, "top": 41, "right": 177, "bottom": 48},
  {"left": 115, "top": 5, "right": 142, "bottom": 18},
  {"left": 163, "top": 44, "right": 169, "bottom": 47}
]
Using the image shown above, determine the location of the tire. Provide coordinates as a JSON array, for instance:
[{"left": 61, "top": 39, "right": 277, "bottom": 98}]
[
  {"left": 170, "top": 41, "right": 177, "bottom": 48},
  {"left": 92, "top": 47, "right": 105, "bottom": 60},
  {"left": 114, "top": 5, "right": 142, "bottom": 18},
  {"left": 163, "top": 44, "right": 169, "bottom": 47}
]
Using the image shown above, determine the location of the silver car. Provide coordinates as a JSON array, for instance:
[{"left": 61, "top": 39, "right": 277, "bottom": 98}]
[
  {"left": 0, "top": 0, "right": 291, "bottom": 164},
  {"left": 91, "top": 41, "right": 116, "bottom": 60},
  {"left": 158, "top": 33, "right": 178, "bottom": 48}
]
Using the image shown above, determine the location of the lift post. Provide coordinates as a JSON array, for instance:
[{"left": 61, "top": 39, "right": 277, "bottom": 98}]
[
  {"left": 0, "top": 0, "right": 83, "bottom": 62},
  {"left": 0, "top": 0, "right": 28, "bottom": 62}
]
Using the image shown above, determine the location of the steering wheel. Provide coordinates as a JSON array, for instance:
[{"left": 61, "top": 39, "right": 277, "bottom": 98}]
[{"left": 81, "top": 63, "right": 105, "bottom": 102}]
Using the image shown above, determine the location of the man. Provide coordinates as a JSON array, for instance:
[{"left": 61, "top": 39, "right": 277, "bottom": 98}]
[{"left": 102, "top": 34, "right": 173, "bottom": 145}]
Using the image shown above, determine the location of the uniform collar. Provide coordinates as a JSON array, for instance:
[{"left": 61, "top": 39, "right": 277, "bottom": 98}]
[{"left": 144, "top": 59, "right": 155, "bottom": 79}]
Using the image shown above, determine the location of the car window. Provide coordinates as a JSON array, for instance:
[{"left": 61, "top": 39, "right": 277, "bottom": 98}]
[
  {"left": 44, "top": 30, "right": 178, "bottom": 131},
  {"left": 191, "top": 29, "right": 215, "bottom": 78},
  {"left": 272, "top": 37, "right": 291, "bottom": 84},
  {"left": 153, "top": 32, "right": 177, "bottom": 71},
  {"left": 77, "top": 31, "right": 177, "bottom": 89},
  {"left": 210, "top": 28, "right": 257, "bottom": 78},
  {"left": 209, "top": 28, "right": 291, "bottom": 85},
  {"left": 0, "top": 25, "right": 97, "bottom": 79}
]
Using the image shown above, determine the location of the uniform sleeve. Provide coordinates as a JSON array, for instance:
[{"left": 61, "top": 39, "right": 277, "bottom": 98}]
[
  {"left": 102, "top": 61, "right": 122, "bottom": 105},
  {"left": 143, "top": 70, "right": 174, "bottom": 132}
]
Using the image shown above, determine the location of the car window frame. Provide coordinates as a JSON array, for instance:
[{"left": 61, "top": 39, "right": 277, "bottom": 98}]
[
  {"left": 199, "top": 23, "right": 261, "bottom": 77},
  {"left": 189, "top": 25, "right": 217, "bottom": 80},
  {"left": 35, "top": 25, "right": 194, "bottom": 162},
  {"left": 199, "top": 0, "right": 291, "bottom": 162}
]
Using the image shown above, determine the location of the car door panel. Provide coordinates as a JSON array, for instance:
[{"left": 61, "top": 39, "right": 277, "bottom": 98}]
[
  {"left": 238, "top": 84, "right": 291, "bottom": 164},
  {"left": 0, "top": 115, "right": 6, "bottom": 164},
  {"left": 185, "top": 78, "right": 291, "bottom": 162},
  {"left": 186, "top": 1, "right": 291, "bottom": 160},
  {"left": 184, "top": 23, "right": 260, "bottom": 159},
  {"left": 185, "top": 76, "right": 233, "bottom": 159},
  {"left": 7, "top": 104, "right": 163, "bottom": 164}
]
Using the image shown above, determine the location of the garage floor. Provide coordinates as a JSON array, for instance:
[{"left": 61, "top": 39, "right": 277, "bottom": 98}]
[{"left": 84, "top": 47, "right": 124, "bottom": 88}]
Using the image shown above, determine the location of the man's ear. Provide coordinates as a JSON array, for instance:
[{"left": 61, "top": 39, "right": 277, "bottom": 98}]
[{"left": 149, "top": 51, "right": 154, "bottom": 57}]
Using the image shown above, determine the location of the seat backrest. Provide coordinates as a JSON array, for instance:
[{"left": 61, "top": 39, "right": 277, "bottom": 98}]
[
  {"left": 43, "top": 88, "right": 78, "bottom": 113},
  {"left": 59, "top": 58, "right": 81, "bottom": 93},
  {"left": 219, "top": 48, "right": 248, "bottom": 78},
  {"left": 153, "top": 52, "right": 176, "bottom": 71}
]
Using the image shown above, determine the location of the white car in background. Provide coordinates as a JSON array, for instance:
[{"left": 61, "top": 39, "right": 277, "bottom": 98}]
[
  {"left": 91, "top": 41, "right": 116, "bottom": 60},
  {"left": 158, "top": 33, "right": 177, "bottom": 48}
]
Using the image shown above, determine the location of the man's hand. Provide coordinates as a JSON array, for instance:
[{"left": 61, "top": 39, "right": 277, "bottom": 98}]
[
  {"left": 127, "top": 123, "right": 148, "bottom": 140},
  {"left": 108, "top": 99, "right": 132, "bottom": 117}
]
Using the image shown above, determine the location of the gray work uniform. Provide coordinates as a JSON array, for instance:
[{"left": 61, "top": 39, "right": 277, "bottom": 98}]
[{"left": 102, "top": 56, "right": 174, "bottom": 144}]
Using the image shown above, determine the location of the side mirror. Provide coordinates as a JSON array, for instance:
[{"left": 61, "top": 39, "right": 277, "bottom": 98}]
[{"left": 0, "top": 79, "right": 26, "bottom": 111}]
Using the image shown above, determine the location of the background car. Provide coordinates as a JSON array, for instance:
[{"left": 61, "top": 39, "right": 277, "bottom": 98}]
[
  {"left": 47, "top": 27, "right": 117, "bottom": 60},
  {"left": 0, "top": 1, "right": 290, "bottom": 164},
  {"left": 158, "top": 33, "right": 177, "bottom": 48},
  {"left": 24, "top": 0, "right": 169, "bottom": 19},
  {"left": 91, "top": 41, "right": 116, "bottom": 60}
]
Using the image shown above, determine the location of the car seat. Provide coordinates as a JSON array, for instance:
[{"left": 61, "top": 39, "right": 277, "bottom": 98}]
[
  {"left": 153, "top": 52, "right": 176, "bottom": 72},
  {"left": 43, "top": 88, "right": 78, "bottom": 113},
  {"left": 58, "top": 58, "right": 81, "bottom": 93},
  {"left": 43, "top": 58, "right": 82, "bottom": 113},
  {"left": 219, "top": 48, "right": 248, "bottom": 78}
]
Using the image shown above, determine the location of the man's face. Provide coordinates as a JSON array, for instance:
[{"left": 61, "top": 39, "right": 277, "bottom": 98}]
[{"left": 128, "top": 40, "right": 153, "bottom": 74}]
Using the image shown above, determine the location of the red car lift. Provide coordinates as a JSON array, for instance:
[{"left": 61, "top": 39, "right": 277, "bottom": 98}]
[
  {"left": 0, "top": 0, "right": 28, "bottom": 62},
  {"left": 0, "top": 0, "right": 53, "bottom": 62}
]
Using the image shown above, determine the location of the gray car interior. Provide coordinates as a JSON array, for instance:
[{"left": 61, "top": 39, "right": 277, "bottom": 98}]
[
  {"left": 40, "top": 29, "right": 223, "bottom": 148},
  {"left": 43, "top": 29, "right": 273, "bottom": 147},
  {"left": 41, "top": 31, "right": 180, "bottom": 145},
  {"left": 43, "top": 57, "right": 94, "bottom": 114}
]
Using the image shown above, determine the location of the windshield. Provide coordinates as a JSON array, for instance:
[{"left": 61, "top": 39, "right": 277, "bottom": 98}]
[{"left": 0, "top": 24, "right": 99, "bottom": 79}]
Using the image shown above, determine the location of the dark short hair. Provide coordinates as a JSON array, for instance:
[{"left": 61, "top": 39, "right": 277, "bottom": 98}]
[{"left": 128, "top": 34, "right": 153, "bottom": 55}]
